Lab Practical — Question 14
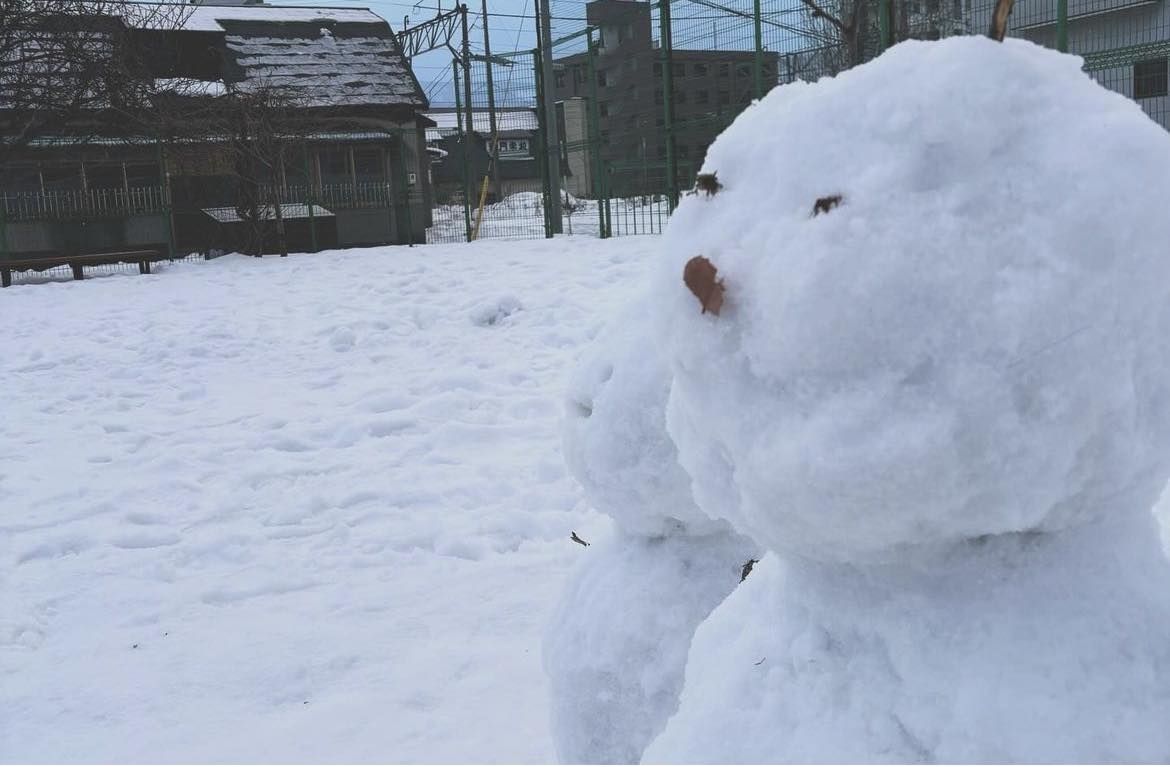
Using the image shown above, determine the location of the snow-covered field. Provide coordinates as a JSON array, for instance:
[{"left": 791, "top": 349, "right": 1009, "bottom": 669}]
[{"left": 0, "top": 236, "right": 655, "bottom": 762}]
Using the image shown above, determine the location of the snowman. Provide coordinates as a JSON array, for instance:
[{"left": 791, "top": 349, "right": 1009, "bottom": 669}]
[
  {"left": 544, "top": 295, "right": 757, "bottom": 763},
  {"left": 637, "top": 36, "right": 1170, "bottom": 762}
]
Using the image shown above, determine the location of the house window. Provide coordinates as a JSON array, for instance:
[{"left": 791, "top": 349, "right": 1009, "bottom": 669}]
[
  {"left": 555, "top": 70, "right": 566, "bottom": 88},
  {"left": 6, "top": 166, "right": 41, "bottom": 193},
  {"left": 736, "top": 62, "right": 751, "bottom": 78},
  {"left": 319, "top": 147, "right": 351, "bottom": 187},
  {"left": 673, "top": 62, "right": 685, "bottom": 78},
  {"left": 601, "top": 130, "right": 611, "bottom": 145},
  {"left": 84, "top": 164, "right": 124, "bottom": 191},
  {"left": 600, "top": 101, "right": 610, "bottom": 117},
  {"left": 653, "top": 62, "right": 662, "bottom": 77},
  {"left": 694, "top": 62, "right": 708, "bottom": 76},
  {"left": 41, "top": 165, "right": 82, "bottom": 192},
  {"left": 719, "top": 62, "right": 730, "bottom": 77},
  {"left": 574, "top": 67, "right": 585, "bottom": 85},
  {"left": 353, "top": 147, "right": 385, "bottom": 184},
  {"left": 654, "top": 88, "right": 663, "bottom": 105},
  {"left": 696, "top": 88, "right": 710, "bottom": 104},
  {"left": 125, "top": 163, "right": 161, "bottom": 188},
  {"left": 718, "top": 90, "right": 730, "bottom": 105},
  {"left": 1134, "top": 57, "right": 1168, "bottom": 99},
  {"left": 675, "top": 89, "right": 687, "bottom": 104},
  {"left": 598, "top": 69, "right": 609, "bottom": 87}
]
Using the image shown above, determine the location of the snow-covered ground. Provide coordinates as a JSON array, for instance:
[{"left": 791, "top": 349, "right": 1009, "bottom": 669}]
[{"left": 0, "top": 236, "right": 655, "bottom": 762}]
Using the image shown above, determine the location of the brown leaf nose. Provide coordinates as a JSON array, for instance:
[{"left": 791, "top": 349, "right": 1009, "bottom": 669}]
[{"left": 684, "top": 256, "right": 725, "bottom": 316}]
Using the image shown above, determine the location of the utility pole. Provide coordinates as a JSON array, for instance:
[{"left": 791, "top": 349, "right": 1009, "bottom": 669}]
[
  {"left": 481, "top": 0, "right": 500, "bottom": 200},
  {"left": 538, "top": 0, "right": 563, "bottom": 232},
  {"left": 460, "top": 4, "right": 474, "bottom": 141}
]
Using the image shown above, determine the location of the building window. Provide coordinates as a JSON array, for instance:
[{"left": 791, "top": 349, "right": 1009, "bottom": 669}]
[
  {"left": 600, "top": 101, "right": 610, "bottom": 117},
  {"left": 41, "top": 165, "right": 81, "bottom": 192},
  {"left": 672, "top": 62, "right": 685, "bottom": 78},
  {"left": 598, "top": 69, "right": 609, "bottom": 87},
  {"left": 653, "top": 62, "right": 662, "bottom": 77},
  {"left": 353, "top": 147, "right": 385, "bottom": 184},
  {"left": 85, "top": 164, "right": 124, "bottom": 191},
  {"left": 1134, "top": 58, "right": 1168, "bottom": 99},
  {"left": 319, "top": 147, "right": 351, "bottom": 187},
  {"left": 555, "top": 70, "right": 566, "bottom": 88},
  {"left": 655, "top": 116, "right": 665, "bottom": 127},
  {"left": 624, "top": 57, "right": 638, "bottom": 72},
  {"left": 675, "top": 89, "right": 687, "bottom": 104},
  {"left": 125, "top": 163, "right": 161, "bottom": 188},
  {"left": 694, "top": 62, "right": 708, "bottom": 76},
  {"left": 626, "top": 84, "right": 638, "bottom": 100},
  {"left": 655, "top": 88, "right": 663, "bottom": 105},
  {"left": 574, "top": 67, "right": 585, "bottom": 85},
  {"left": 656, "top": 145, "right": 667, "bottom": 160},
  {"left": 718, "top": 90, "right": 730, "bottom": 105},
  {"left": 719, "top": 62, "right": 730, "bottom": 77},
  {"left": 696, "top": 88, "right": 710, "bottom": 104},
  {"left": 678, "top": 144, "right": 691, "bottom": 159},
  {"left": 626, "top": 114, "right": 637, "bottom": 128},
  {"left": 736, "top": 62, "right": 751, "bottom": 78},
  {"left": 601, "top": 130, "right": 611, "bottom": 145}
]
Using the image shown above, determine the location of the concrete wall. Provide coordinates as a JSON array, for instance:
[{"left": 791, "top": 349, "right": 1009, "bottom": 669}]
[{"left": 4, "top": 213, "right": 170, "bottom": 257}]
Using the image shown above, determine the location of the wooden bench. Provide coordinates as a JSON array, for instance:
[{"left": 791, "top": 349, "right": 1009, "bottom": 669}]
[{"left": 1, "top": 249, "right": 168, "bottom": 287}]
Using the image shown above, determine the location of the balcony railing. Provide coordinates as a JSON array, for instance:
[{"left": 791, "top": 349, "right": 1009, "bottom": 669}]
[{"left": 1, "top": 186, "right": 170, "bottom": 221}]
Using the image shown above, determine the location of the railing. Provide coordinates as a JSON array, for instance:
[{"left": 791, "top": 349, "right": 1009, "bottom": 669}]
[
  {"left": 274, "top": 182, "right": 398, "bottom": 210},
  {"left": 1, "top": 186, "right": 171, "bottom": 221}
]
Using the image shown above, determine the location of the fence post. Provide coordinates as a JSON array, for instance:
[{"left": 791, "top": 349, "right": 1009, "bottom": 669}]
[
  {"left": 659, "top": 0, "right": 679, "bottom": 210},
  {"left": 156, "top": 141, "right": 176, "bottom": 259},
  {"left": 879, "top": 0, "right": 892, "bottom": 52},
  {"left": 753, "top": 0, "right": 764, "bottom": 99},
  {"left": 1056, "top": 0, "right": 1068, "bottom": 51},
  {"left": 538, "top": 0, "right": 564, "bottom": 233},
  {"left": 586, "top": 29, "right": 608, "bottom": 238},
  {"left": 533, "top": 49, "right": 554, "bottom": 238},
  {"left": 0, "top": 194, "right": 8, "bottom": 262},
  {"left": 454, "top": 58, "right": 473, "bottom": 242},
  {"left": 303, "top": 145, "right": 318, "bottom": 253}
]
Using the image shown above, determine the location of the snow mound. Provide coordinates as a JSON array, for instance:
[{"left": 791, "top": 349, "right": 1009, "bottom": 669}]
[
  {"left": 655, "top": 36, "right": 1170, "bottom": 563},
  {"left": 563, "top": 297, "right": 724, "bottom": 538},
  {"left": 543, "top": 531, "right": 751, "bottom": 763}
]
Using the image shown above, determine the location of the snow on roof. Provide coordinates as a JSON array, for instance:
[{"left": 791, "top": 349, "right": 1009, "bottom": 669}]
[
  {"left": 122, "top": 3, "right": 385, "bottom": 32},
  {"left": 224, "top": 29, "right": 423, "bottom": 107},
  {"left": 424, "top": 110, "right": 539, "bottom": 137}
]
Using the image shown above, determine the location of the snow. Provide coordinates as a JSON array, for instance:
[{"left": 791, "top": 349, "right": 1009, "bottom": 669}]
[
  {"left": 123, "top": 4, "right": 386, "bottom": 33},
  {"left": 629, "top": 37, "right": 1170, "bottom": 761},
  {"left": 0, "top": 236, "right": 659, "bottom": 762},
  {"left": 546, "top": 295, "right": 756, "bottom": 762}
]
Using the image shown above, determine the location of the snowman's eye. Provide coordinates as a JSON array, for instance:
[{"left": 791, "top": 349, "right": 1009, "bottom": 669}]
[{"left": 812, "top": 195, "right": 843, "bottom": 217}]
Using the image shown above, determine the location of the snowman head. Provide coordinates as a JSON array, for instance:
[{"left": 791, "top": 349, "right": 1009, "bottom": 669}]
[{"left": 655, "top": 37, "right": 1170, "bottom": 562}]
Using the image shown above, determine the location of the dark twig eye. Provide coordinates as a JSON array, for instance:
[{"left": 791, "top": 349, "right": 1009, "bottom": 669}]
[
  {"left": 694, "top": 172, "right": 723, "bottom": 197},
  {"left": 813, "top": 194, "right": 842, "bottom": 216}
]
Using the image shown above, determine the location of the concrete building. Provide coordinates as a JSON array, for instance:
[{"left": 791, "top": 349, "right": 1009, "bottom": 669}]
[{"left": 552, "top": 0, "right": 780, "bottom": 191}]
